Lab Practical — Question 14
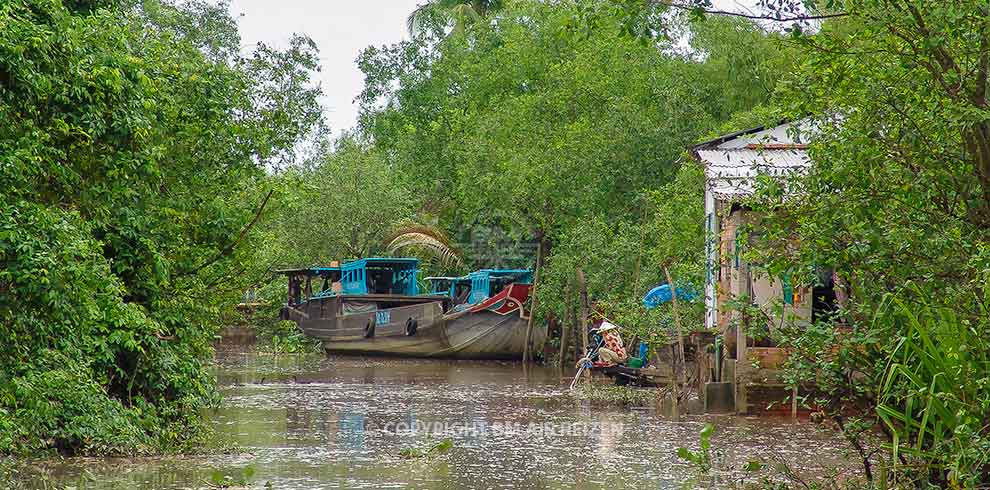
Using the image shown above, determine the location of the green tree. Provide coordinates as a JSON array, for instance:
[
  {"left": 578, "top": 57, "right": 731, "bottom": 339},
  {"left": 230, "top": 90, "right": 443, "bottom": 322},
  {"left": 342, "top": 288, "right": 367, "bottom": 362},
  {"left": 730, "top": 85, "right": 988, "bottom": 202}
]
[
  {"left": 407, "top": 0, "right": 504, "bottom": 35},
  {"left": 265, "top": 136, "right": 416, "bottom": 267},
  {"left": 360, "top": 0, "right": 792, "bottom": 347},
  {"left": 0, "top": 0, "right": 323, "bottom": 455},
  {"left": 697, "top": 0, "right": 990, "bottom": 485}
]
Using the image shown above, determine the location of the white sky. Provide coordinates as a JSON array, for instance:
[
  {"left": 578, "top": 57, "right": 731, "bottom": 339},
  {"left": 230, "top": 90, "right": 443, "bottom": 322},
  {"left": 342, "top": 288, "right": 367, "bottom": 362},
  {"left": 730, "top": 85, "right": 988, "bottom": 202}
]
[
  {"left": 229, "top": 0, "right": 423, "bottom": 136},
  {"left": 228, "top": 0, "right": 759, "bottom": 136}
]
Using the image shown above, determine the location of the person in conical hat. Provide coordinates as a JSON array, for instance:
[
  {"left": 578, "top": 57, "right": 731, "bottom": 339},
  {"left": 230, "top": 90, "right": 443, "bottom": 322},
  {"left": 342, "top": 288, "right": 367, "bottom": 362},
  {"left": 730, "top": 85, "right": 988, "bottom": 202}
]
[{"left": 594, "top": 320, "right": 627, "bottom": 368}]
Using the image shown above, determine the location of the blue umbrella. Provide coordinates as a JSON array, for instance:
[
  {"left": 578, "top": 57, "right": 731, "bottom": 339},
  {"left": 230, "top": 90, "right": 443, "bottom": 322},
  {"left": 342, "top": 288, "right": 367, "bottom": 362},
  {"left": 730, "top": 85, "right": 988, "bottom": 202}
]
[{"left": 642, "top": 284, "right": 697, "bottom": 309}]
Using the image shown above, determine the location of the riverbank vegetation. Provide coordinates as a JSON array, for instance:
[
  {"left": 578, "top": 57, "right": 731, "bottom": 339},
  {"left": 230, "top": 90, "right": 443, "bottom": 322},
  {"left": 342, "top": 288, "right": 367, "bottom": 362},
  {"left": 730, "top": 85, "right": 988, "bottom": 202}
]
[
  {"left": 352, "top": 0, "right": 790, "bottom": 341},
  {"left": 570, "top": 383, "right": 660, "bottom": 408},
  {"left": 2, "top": 0, "right": 988, "bottom": 487},
  {"left": 734, "top": 1, "right": 990, "bottom": 486},
  {"left": 336, "top": 0, "right": 990, "bottom": 486},
  {"left": 0, "top": 0, "right": 323, "bottom": 455}
]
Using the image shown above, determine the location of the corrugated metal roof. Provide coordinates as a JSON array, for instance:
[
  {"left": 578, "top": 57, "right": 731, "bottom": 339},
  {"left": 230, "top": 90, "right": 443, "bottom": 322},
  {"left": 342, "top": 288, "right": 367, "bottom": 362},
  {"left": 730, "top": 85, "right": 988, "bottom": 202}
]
[
  {"left": 692, "top": 119, "right": 814, "bottom": 199},
  {"left": 693, "top": 118, "right": 816, "bottom": 152}
]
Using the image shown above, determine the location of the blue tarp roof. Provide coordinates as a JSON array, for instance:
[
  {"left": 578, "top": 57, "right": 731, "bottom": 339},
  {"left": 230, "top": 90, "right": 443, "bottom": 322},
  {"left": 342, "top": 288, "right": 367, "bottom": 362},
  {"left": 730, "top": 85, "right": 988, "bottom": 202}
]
[{"left": 642, "top": 284, "right": 698, "bottom": 309}]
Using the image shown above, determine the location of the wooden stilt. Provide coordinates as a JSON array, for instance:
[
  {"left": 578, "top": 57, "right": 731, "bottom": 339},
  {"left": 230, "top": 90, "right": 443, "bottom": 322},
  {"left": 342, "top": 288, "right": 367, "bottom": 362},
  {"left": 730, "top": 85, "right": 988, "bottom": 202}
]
[
  {"left": 558, "top": 290, "right": 572, "bottom": 368},
  {"left": 663, "top": 266, "right": 687, "bottom": 388},
  {"left": 523, "top": 237, "right": 546, "bottom": 363},
  {"left": 670, "top": 344, "right": 680, "bottom": 420},
  {"left": 573, "top": 300, "right": 582, "bottom": 364},
  {"left": 577, "top": 267, "right": 591, "bottom": 381},
  {"left": 791, "top": 385, "right": 799, "bottom": 420}
]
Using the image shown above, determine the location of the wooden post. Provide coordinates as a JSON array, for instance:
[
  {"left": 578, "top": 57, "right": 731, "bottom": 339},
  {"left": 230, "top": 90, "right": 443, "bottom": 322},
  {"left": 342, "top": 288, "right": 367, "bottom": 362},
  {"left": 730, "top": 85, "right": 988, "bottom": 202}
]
[
  {"left": 694, "top": 335, "right": 704, "bottom": 394},
  {"left": 545, "top": 314, "right": 556, "bottom": 362},
  {"left": 791, "top": 385, "right": 799, "bottom": 420},
  {"left": 573, "top": 299, "right": 583, "bottom": 364},
  {"left": 670, "top": 344, "right": 680, "bottom": 420},
  {"left": 663, "top": 266, "right": 686, "bottom": 384},
  {"left": 523, "top": 238, "right": 545, "bottom": 363},
  {"left": 558, "top": 286, "right": 572, "bottom": 368},
  {"left": 735, "top": 252, "right": 751, "bottom": 414},
  {"left": 577, "top": 267, "right": 590, "bottom": 381}
]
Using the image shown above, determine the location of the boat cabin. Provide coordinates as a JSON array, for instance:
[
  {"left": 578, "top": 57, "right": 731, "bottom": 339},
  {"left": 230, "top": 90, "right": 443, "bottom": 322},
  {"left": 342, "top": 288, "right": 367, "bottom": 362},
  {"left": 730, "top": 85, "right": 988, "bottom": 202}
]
[
  {"left": 425, "top": 276, "right": 472, "bottom": 303},
  {"left": 466, "top": 269, "right": 533, "bottom": 305},
  {"left": 277, "top": 266, "right": 342, "bottom": 307},
  {"left": 279, "top": 257, "right": 425, "bottom": 307},
  {"left": 427, "top": 269, "right": 534, "bottom": 307},
  {"left": 338, "top": 257, "right": 420, "bottom": 296},
  {"left": 279, "top": 258, "right": 448, "bottom": 339}
]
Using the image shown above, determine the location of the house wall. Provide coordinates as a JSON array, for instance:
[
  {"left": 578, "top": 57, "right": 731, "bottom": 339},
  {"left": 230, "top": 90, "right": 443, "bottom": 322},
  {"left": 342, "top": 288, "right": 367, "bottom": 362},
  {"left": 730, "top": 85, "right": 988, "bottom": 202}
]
[
  {"left": 712, "top": 206, "right": 813, "bottom": 348},
  {"left": 717, "top": 201, "right": 737, "bottom": 334},
  {"left": 751, "top": 272, "right": 812, "bottom": 332},
  {"left": 704, "top": 188, "right": 718, "bottom": 332},
  {"left": 696, "top": 119, "right": 817, "bottom": 414},
  {"left": 711, "top": 205, "right": 813, "bottom": 415}
]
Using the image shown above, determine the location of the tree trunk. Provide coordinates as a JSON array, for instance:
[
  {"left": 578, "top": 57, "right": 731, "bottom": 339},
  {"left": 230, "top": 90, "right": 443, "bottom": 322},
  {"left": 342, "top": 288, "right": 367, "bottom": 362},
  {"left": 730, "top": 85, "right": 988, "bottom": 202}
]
[
  {"left": 663, "top": 265, "right": 686, "bottom": 385},
  {"left": 576, "top": 267, "right": 591, "bottom": 381},
  {"left": 558, "top": 285, "right": 572, "bottom": 368},
  {"left": 523, "top": 236, "right": 547, "bottom": 363},
  {"left": 670, "top": 344, "right": 680, "bottom": 420},
  {"left": 573, "top": 297, "right": 583, "bottom": 364}
]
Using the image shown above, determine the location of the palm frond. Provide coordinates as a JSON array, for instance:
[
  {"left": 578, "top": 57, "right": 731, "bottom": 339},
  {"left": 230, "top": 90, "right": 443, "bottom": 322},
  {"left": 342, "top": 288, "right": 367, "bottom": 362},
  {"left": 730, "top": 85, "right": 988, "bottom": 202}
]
[
  {"left": 407, "top": 3, "right": 436, "bottom": 35},
  {"left": 385, "top": 224, "right": 464, "bottom": 270},
  {"left": 450, "top": 3, "right": 481, "bottom": 30},
  {"left": 407, "top": 0, "right": 503, "bottom": 35}
]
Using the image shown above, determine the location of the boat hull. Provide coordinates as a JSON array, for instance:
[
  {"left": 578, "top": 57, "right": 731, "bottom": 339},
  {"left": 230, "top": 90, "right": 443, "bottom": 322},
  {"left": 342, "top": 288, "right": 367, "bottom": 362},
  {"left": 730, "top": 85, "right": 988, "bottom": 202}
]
[
  {"left": 282, "top": 285, "right": 545, "bottom": 360},
  {"left": 317, "top": 310, "right": 546, "bottom": 360}
]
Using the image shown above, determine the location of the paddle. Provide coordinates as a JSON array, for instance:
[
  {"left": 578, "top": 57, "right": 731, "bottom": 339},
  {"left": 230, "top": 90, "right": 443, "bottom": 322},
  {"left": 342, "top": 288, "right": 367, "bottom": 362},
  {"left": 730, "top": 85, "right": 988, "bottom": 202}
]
[{"left": 569, "top": 335, "right": 605, "bottom": 390}]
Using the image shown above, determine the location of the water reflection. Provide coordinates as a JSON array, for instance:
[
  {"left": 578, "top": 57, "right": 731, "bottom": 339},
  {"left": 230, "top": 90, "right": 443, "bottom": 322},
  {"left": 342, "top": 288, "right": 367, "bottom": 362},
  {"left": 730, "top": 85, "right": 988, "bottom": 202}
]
[{"left": 14, "top": 349, "right": 860, "bottom": 489}]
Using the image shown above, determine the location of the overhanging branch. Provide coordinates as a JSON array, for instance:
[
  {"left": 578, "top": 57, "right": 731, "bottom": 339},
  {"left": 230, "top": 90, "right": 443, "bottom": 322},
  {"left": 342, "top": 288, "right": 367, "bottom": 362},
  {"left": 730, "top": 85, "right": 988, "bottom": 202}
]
[
  {"left": 655, "top": 1, "right": 849, "bottom": 22},
  {"left": 183, "top": 189, "right": 276, "bottom": 276}
]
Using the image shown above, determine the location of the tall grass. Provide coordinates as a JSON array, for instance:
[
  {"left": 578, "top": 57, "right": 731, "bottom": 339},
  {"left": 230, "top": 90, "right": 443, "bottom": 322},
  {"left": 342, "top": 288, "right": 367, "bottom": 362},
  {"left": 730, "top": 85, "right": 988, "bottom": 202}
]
[{"left": 874, "top": 285, "right": 989, "bottom": 488}]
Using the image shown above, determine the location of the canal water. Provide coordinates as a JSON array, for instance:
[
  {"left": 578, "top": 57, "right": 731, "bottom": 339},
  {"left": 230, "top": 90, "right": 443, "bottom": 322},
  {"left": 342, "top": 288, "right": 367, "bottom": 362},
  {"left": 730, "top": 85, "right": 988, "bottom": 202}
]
[{"left": 17, "top": 349, "right": 860, "bottom": 489}]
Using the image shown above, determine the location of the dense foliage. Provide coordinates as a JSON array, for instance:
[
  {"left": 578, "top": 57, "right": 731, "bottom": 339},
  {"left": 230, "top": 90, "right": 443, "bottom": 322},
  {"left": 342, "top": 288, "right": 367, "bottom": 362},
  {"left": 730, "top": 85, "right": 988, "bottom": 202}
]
[
  {"left": 359, "top": 0, "right": 990, "bottom": 485},
  {"left": 263, "top": 136, "right": 415, "bottom": 267},
  {"left": 357, "top": 0, "right": 791, "bottom": 337},
  {"left": 713, "top": 0, "right": 990, "bottom": 485},
  {"left": 0, "top": 0, "right": 322, "bottom": 454}
]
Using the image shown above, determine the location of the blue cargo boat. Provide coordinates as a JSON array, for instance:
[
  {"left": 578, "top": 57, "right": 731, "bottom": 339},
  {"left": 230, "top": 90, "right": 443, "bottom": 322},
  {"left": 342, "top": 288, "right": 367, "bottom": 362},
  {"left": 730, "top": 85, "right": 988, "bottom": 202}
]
[{"left": 280, "top": 259, "right": 545, "bottom": 359}]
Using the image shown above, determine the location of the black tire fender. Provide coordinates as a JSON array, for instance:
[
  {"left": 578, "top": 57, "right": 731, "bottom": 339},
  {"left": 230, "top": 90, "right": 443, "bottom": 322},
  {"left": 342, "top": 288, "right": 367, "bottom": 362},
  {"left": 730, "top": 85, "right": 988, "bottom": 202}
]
[{"left": 405, "top": 317, "right": 418, "bottom": 336}]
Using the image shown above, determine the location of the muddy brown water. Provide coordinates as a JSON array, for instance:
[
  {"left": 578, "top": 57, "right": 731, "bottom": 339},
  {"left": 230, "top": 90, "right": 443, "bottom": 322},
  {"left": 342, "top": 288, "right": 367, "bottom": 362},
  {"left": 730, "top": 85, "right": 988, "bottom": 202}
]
[{"left": 13, "top": 349, "right": 861, "bottom": 489}]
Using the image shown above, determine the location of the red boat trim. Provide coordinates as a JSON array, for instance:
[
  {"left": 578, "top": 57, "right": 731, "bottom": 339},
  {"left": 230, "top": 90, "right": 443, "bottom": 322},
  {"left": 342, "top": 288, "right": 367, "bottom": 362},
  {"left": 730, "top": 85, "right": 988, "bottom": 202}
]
[{"left": 467, "top": 284, "right": 531, "bottom": 316}]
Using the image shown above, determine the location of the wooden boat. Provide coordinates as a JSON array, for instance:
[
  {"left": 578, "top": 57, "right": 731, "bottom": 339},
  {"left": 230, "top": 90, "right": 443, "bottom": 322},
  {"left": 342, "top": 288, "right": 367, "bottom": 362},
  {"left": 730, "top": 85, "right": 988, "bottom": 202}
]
[{"left": 279, "top": 259, "right": 546, "bottom": 360}]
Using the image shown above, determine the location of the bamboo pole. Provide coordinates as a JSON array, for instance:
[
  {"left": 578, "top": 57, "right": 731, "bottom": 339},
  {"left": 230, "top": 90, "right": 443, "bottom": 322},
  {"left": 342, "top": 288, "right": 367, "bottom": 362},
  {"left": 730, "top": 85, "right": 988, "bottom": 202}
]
[
  {"left": 577, "top": 267, "right": 590, "bottom": 381},
  {"left": 523, "top": 238, "right": 545, "bottom": 363},
  {"left": 670, "top": 344, "right": 680, "bottom": 420},
  {"left": 791, "top": 385, "right": 799, "bottom": 420},
  {"left": 558, "top": 284, "right": 572, "bottom": 368},
  {"left": 573, "top": 298, "right": 582, "bottom": 364},
  {"left": 577, "top": 268, "right": 589, "bottom": 353},
  {"left": 663, "top": 266, "right": 686, "bottom": 382},
  {"left": 663, "top": 265, "right": 686, "bottom": 418}
]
